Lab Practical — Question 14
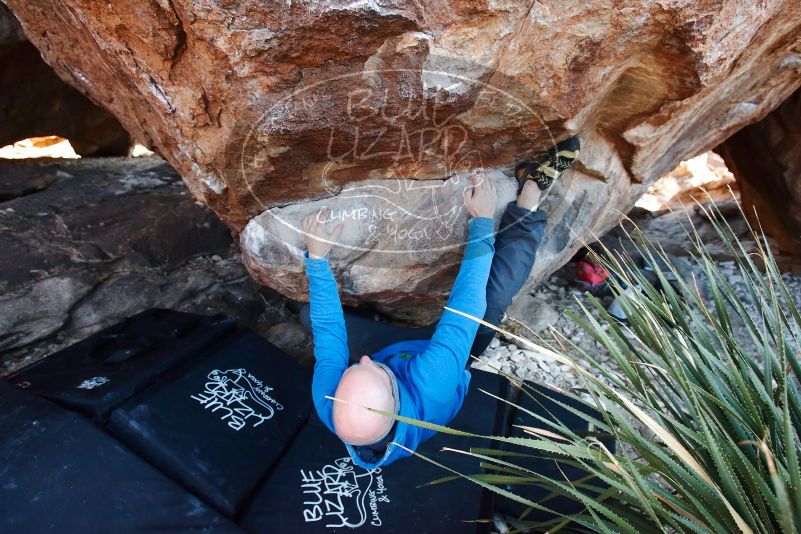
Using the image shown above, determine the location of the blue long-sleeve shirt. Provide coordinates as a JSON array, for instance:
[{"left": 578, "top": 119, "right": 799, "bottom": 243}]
[{"left": 304, "top": 217, "right": 496, "bottom": 470}]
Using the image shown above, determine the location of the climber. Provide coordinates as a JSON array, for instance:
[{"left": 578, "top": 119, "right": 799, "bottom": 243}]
[{"left": 300, "top": 136, "right": 580, "bottom": 469}]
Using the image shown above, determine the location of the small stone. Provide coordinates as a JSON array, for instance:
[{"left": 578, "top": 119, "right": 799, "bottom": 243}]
[
  {"left": 265, "top": 322, "right": 308, "bottom": 352},
  {"left": 503, "top": 296, "right": 560, "bottom": 335}
]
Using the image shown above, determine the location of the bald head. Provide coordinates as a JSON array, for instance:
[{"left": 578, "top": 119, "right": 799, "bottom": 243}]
[{"left": 333, "top": 356, "right": 397, "bottom": 446}]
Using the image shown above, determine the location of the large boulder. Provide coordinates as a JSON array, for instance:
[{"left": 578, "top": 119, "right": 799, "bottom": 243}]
[
  {"left": 717, "top": 87, "right": 801, "bottom": 256},
  {"left": 6, "top": 1, "right": 801, "bottom": 321}
]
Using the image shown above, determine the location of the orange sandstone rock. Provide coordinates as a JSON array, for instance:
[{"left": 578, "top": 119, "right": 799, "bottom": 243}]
[{"left": 7, "top": 1, "right": 800, "bottom": 320}]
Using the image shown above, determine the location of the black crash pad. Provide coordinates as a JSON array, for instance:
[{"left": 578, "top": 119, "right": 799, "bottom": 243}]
[
  {"left": 107, "top": 329, "right": 312, "bottom": 517},
  {"left": 8, "top": 308, "right": 235, "bottom": 423},
  {"left": 241, "top": 369, "right": 509, "bottom": 534},
  {"left": 0, "top": 380, "right": 241, "bottom": 534},
  {"left": 493, "top": 381, "right": 615, "bottom": 523}
]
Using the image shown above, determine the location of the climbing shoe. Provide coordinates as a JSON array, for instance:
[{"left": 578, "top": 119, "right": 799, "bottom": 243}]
[{"left": 515, "top": 134, "right": 580, "bottom": 192}]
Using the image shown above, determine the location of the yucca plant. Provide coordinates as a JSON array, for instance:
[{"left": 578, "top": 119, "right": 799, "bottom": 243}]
[{"left": 392, "top": 201, "right": 801, "bottom": 533}]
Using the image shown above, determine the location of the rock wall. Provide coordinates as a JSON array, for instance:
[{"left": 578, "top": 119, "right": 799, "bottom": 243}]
[
  {"left": 0, "top": 157, "right": 298, "bottom": 373},
  {"left": 6, "top": 1, "right": 801, "bottom": 321},
  {"left": 718, "top": 87, "right": 801, "bottom": 256},
  {"left": 0, "top": 4, "right": 131, "bottom": 156}
]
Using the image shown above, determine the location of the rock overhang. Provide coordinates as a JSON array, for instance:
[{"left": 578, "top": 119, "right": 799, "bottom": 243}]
[{"left": 5, "top": 0, "right": 800, "bottom": 321}]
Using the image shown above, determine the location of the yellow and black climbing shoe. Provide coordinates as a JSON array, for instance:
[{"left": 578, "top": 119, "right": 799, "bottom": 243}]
[{"left": 515, "top": 135, "right": 580, "bottom": 192}]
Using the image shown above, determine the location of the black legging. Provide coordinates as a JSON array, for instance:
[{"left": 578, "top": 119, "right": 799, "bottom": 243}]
[{"left": 299, "top": 201, "right": 547, "bottom": 364}]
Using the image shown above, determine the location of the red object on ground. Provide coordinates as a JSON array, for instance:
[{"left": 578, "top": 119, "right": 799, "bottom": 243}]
[{"left": 575, "top": 257, "right": 609, "bottom": 290}]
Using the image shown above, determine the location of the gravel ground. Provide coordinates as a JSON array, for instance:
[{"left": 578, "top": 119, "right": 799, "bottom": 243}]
[{"left": 471, "top": 262, "right": 614, "bottom": 396}]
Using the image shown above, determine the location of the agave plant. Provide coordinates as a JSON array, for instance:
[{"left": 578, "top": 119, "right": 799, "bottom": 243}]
[{"left": 392, "top": 201, "right": 800, "bottom": 533}]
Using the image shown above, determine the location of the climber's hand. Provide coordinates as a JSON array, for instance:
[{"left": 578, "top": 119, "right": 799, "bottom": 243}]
[
  {"left": 464, "top": 173, "right": 497, "bottom": 219},
  {"left": 302, "top": 208, "right": 343, "bottom": 260}
]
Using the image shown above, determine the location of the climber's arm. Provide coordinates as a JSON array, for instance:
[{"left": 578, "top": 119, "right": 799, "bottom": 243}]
[
  {"left": 302, "top": 209, "right": 348, "bottom": 430},
  {"left": 409, "top": 217, "right": 495, "bottom": 402},
  {"left": 305, "top": 255, "right": 349, "bottom": 427},
  {"left": 409, "top": 174, "right": 497, "bottom": 408}
]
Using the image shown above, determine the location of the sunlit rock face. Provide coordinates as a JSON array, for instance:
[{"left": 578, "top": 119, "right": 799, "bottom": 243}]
[{"left": 7, "top": 1, "right": 801, "bottom": 321}]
